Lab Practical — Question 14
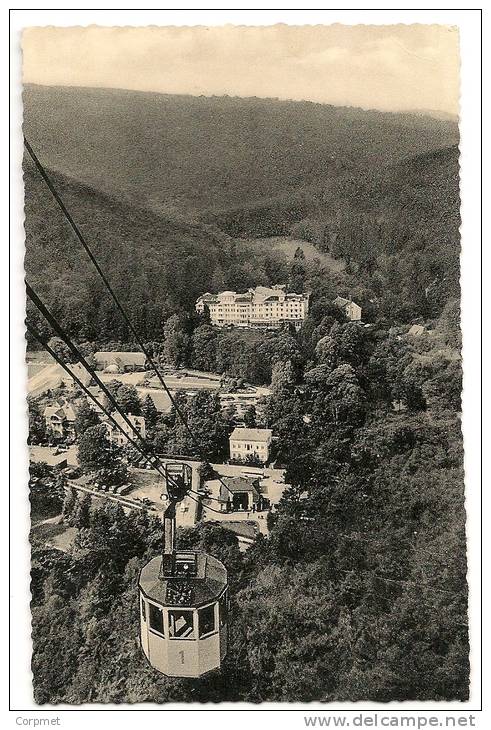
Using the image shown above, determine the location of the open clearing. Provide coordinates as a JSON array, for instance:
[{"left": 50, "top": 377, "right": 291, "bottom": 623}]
[
  {"left": 240, "top": 236, "right": 345, "bottom": 274},
  {"left": 27, "top": 363, "right": 64, "bottom": 397}
]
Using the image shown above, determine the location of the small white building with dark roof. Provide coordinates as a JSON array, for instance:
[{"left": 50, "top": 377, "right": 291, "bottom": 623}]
[
  {"left": 205, "top": 475, "right": 261, "bottom": 512},
  {"left": 333, "top": 295, "right": 362, "bottom": 322},
  {"left": 229, "top": 427, "right": 273, "bottom": 463}
]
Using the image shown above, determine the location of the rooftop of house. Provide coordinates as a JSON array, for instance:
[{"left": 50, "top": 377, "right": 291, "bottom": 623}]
[
  {"left": 408, "top": 324, "right": 426, "bottom": 336},
  {"left": 205, "top": 476, "right": 261, "bottom": 503},
  {"left": 84, "top": 387, "right": 108, "bottom": 412},
  {"left": 220, "top": 476, "right": 260, "bottom": 494},
  {"left": 108, "top": 411, "right": 144, "bottom": 427},
  {"left": 252, "top": 285, "right": 308, "bottom": 304},
  {"left": 284, "top": 292, "right": 308, "bottom": 300},
  {"left": 251, "top": 285, "right": 282, "bottom": 303},
  {"left": 235, "top": 295, "right": 252, "bottom": 303},
  {"left": 43, "top": 399, "right": 76, "bottom": 421},
  {"left": 138, "top": 389, "right": 172, "bottom": 413},
  {"left": 86, "top": 386, "right": 107, "bottom": 400},
  {"left": 230, "top": 427, "right": 273, "bottom": 442},
  {"left": 94, "top": 351, "right": 146, "bottom": 366},
  {"left": 333, "top": 295, "right": 360, "bottom": 308}
]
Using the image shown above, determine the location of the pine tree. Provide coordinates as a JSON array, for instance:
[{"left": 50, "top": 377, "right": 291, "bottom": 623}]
[
  {"left": 243, "top": 405, "right": 256, "bottom": 428},
  {"left": 74, "top": 400, "right": 100, "bottom": 436},
  {"left": 62, "top": 486, "right": 78, "bottom": 523},
  {"left": 72, "top": 493, "right": 92, "bottom": 529},
  {"left": 141, "top": 394, "right": 158, "bottom": 430}
]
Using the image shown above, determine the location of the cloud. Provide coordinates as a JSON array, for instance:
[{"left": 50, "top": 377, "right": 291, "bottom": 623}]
[{"left": 22, "top": 24, "right": 460, "bottom": 114}]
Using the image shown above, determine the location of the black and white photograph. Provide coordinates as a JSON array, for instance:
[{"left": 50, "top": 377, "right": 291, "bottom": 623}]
[{"left": 8, "top": 9, "right": 484, "bottom": 716}]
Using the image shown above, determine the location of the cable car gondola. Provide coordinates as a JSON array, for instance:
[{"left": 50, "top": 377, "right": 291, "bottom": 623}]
[{"left": 139, "top": 463, "right": 229, "bottom": 678}]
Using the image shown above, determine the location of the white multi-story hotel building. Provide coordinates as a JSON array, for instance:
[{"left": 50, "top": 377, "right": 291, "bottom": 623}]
[{"left": 196, "top": 286, "right": 309, "bottom": 329}]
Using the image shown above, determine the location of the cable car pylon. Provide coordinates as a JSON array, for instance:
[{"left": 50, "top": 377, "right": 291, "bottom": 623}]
[{"left": 139, "top": 463, "right": 229, "bottom": 677}]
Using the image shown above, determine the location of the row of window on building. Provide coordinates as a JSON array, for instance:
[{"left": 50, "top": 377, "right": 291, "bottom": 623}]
[{"left": 142, "top": 591, "right": 228, "bottom": 641}]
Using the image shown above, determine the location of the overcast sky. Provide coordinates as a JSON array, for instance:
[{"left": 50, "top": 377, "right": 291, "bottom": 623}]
[{"left": 22, "top": 24, "right": 460, "bottom": 114}]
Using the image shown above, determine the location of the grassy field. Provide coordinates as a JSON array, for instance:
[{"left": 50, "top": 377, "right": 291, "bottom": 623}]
[
  {"left": 241, "top": 236, "right": 345, "bottom": 273},
  {"left": 30, "top": 520, "right": 77, "bottom": 552}
]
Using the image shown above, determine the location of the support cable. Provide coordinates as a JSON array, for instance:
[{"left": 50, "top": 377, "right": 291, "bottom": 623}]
[
  {"left": 24, "top": 136, "right": 261, "bottom": 507},
  {"left": 27, "top": 321, "right": 168, "bottom": 477},
  {"left": 24, "top": 138, "right": 271, "bottom": 513},
  {"left": 26, "top": 283, "right": 170, "bottom": 481},
  {"left": 25, "top": 137, "right": 204, "bottom": 455},
  {"left": 187, "top": 492, "right": 227, "bottom": 516},
  {"left": 189, "top": 487, "right": 224, "bottom": 504}
]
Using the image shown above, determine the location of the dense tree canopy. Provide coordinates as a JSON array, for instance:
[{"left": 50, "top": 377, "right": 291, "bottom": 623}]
[
  {"left": 77, "top": 424, "right": 128, "bottom": 487},
  {"left": 28, "top": 399, "right": 48, "bottom": 445},
  {"left": 74, "top": 400, "right": 101, "bottom": 436},
  {"left": 30, "top": 299, "right": 467, "bottom": 703}
]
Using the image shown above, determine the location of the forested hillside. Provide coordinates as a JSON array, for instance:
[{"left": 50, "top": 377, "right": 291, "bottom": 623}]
[
  {"left": 290, "top": 145, "right": 461, "bottom": 320},
  {"left": 23, "top": 156, "right": 231, "bottom": 342},
  {"left": 23, "top": 84, "right": 458, "bottom": 217},
  {"left": 24, "top": 86, "right": 460, "bottom": 338},
  {"left": 24, "top": 145, "right": 460, "bottom": 345},
  {"left": 204, "top": 145, "right": 461, "bottom": 320}
]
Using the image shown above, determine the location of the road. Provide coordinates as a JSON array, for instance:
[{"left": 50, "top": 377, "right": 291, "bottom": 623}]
[
  {"left": 27, "top": 363, "right": 64, "bottom": 397},
  {"left": 143, "top": 373, "right": 221, "bottom": 391},
  {"left": 30, "top": 445, "right": 79, "bottom": 467},
  {"left": 30, "top": 448, "right": 285, "bottom": 538}
]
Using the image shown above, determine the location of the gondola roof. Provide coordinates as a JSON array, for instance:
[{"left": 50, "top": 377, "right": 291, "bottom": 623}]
[{"left": 139, "top": 553, "right": 227, "bottom": 608}]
